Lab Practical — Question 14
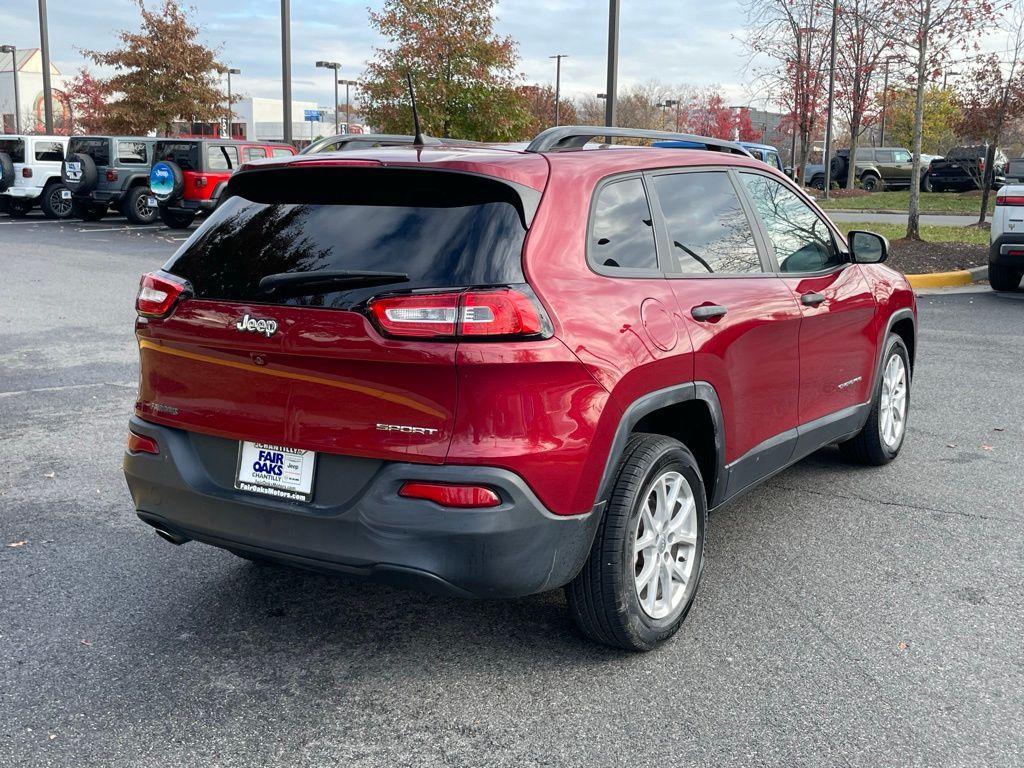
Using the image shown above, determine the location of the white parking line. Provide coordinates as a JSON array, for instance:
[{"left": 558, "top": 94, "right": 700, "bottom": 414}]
[
  {"left": 0, "top": 381, "right": 136, "bottom": 398},
  {"left": 77, "top": 225, "right": 163, "bottom": 233}
]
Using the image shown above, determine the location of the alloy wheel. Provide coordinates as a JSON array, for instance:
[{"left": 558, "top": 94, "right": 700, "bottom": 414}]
[
  {"left": 879, "top": 354, "right": 907, "bottom": 449},
  {"left": 633, "top": 470, "right": 698, "bottom": 620},
  {"left": 50, "top": 188, "right": 73, "bottom": 217}
]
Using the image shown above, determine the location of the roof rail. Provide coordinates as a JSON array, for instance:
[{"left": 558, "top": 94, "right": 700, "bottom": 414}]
[
  {"left": 525, "top": 125, "right": 753, "bottom": 157},
  {"left": 301, "top": 133, "right": 486, "bottom": 155}
]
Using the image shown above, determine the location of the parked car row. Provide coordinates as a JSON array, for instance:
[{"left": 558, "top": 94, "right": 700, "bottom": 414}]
[
  {"left": 0, "top": 133, "right": 296, "bottom": 228},
  {"left": 803, "top": 144, "right": 1016, "bottom": 193}
]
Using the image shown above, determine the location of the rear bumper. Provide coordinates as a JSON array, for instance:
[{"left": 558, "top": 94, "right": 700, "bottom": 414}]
[
  {"left": 122, "top": 417, "right": 600, "bottom": 598},
  {"left": 989, "top": 234, "right": 1024, "bottom": 267},
  {"left": 3, "top": 186, "right": 43, "bottom": 200},
  {"left": 75, "top": 189, "right": 125, "bottom": 206},
  {"left": 160, "top": 198, "right": 215, "bottom": 214}
]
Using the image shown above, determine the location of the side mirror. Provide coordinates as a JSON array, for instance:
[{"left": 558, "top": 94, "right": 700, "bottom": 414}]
[{"left": 848, "top": 230, "right": 888, "bottom": 264}]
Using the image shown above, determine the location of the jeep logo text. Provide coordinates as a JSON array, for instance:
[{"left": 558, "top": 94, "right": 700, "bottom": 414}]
[{"left": 235, "top": 314, "right": 279, "bottom": 337}]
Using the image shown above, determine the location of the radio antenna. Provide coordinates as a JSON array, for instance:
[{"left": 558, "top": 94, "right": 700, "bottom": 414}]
[{"left": 406, "top": 72, "right": 425, "bottom": 146}]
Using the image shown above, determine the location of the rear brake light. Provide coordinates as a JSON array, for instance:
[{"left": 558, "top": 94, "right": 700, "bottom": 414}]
[
  {"left": 127, "top": 430, "right": 159, "bottom": 455},
  {"left": 367, "top": 287, "right": 551, "bottom": 340},
  {"left": 194, "top": 175, "right": 207, "bottom": 188},
  {"left": 106, "top": 169, "right": 118, "bottom": 182},
  {"left": 21, "top": 167, "right": 32, "bottom": 178},
  {"left": 399, "top": 482, "right": 500, "bottom": 508},
  {"left": 996, "top": 195, "right": 1024, "bottom": 206},
  {"left": 136, "top": 272, "right": 186, "bottom": 318}
]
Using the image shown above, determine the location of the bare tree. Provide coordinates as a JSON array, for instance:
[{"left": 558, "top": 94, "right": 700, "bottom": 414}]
[
  {"left": 742, "top": 0, "right": 832, "bottom": 184},
  {"left": 874, "top": 0, "right": 1000, "bottom": 239}
]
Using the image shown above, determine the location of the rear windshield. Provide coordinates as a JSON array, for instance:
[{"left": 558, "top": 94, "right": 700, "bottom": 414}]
[
  {"left": 164, "top": 168, "right": 531, "bottom": 310},
  {"left": 1009, "top": 160, "right": 1024, "bottom": 175},
  {"left": 0, "top": 138, "right": 25, "bottom": 163},
  {"left": 68, "top": 138, "right": 109, "bottom": 166},
  {"left": 154, "top": 141, "right": 200, "bottom": 171}
]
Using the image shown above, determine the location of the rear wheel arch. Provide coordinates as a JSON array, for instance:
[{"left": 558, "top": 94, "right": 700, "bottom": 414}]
[{"left": 596, "top": 382, "right": 726, "bottom": 510}]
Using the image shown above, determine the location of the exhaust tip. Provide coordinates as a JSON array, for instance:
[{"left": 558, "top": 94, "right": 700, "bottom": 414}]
[{"left": 154, "top": 527, "right": 190, "bottom": 546}]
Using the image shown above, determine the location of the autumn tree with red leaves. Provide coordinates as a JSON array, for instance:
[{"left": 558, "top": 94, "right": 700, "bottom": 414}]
[
  {"left": 520, "top": 84, "right": 578, "bottom": 137},
  {"left": 84, "top": 0, "right": 227, "bottom": 136},
  {"left": 957, "top": 6, "right": 1024, "bottom": 223},
  {"left": 734, "top": 107, "right": 762, "bottom": 141},
  {"left": 65, "top": 67, "right": 111, "bottom": 135},
  {"left": 360, "top": 0, "right": 530, "bottom": 141},
  {"left": 874, "top": 0, "right": 1000, "bottom": 238},
  {"left": 742, "top": 0, "right": 832, "bottom": 183}
]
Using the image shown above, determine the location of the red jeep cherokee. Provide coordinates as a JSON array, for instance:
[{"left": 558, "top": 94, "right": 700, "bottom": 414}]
[{"left": 124, "top": 127, "right": 916, "bottom": 651}]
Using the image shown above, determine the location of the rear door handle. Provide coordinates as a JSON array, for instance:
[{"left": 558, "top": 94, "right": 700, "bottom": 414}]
[
  {"left": 801, "top": 292, "right": 826, "bottom": 307},
  {"left": 691, "top": 304, "right": 727, "bottom": 321}
]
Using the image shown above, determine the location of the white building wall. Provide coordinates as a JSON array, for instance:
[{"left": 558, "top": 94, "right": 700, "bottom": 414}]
[{"left": 0, "top": 49, "right": 68, "bottom": 133}]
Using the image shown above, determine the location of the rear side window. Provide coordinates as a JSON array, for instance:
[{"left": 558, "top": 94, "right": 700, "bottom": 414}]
[
  {"left": 244, "top": 147, "right": 267, "bottom": 162},
  {"left": 156, "top": 142, "right": 199, "bottom": 171},
  {"left": 893, "top": 149, "right": 911, "bottom": 163},
  {"left": 875, "top": 150, "right": 894, "bottom": 162},
  {"left": 165, "top": 168, "right": 530, "bottom": 310},
  {"left": 117, "top": 141, "right": 148, "bottom": 164},
  {"left": 740, "top": 173, "right": 843, "bottom": 273},
  {"left": 652, "top": 172, "right": 762, "bottom": 275},
  {"left": 0, "top": 138, "right": 25, "bottom": 163},
  {"left": 271, "top": 147, "right": 294, "bottom": 158},
  {"left": 34, "top": 141, "right": 65, "bottom": 162},
  {"left": 68, "top": 138, "right": 109, "bottom": 165},
  {"left": 1009, "top": 160, "right": 1024, "bottom": 175},
  {"left": 589, "top": 177, "right": 658, "bottom": 271},
  {"left": 207, "top": 145, "right": 239, "bottom": 170}
]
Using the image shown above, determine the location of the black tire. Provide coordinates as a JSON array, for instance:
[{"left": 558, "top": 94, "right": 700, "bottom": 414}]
[
  {"left": 122, "top": 186, "right": 159, "bottom": 225},
  {"left": 989, "top": 264, "right": 1023, "bottom": 292},
  {"left": 921, "top": 174, "right": 934, "bottom": 192},
  {"left": 39, "top": 183, "right": 74, "bottom": 219},
  {"left": 861, "top": 173, "right": 883, "bottom": 192},
  {"left": 0, "top": 152, "right": 14, "bottom": 193},
  {"left": 61, "top": 152, "right": 98, "bottom": 194},
  {"left": 159, "top": 207, "right": 196, "bottom": 229},
  {"left": 566, "top": 433, "right": 707, "bottom": 652},
  {"left": 72, "top": 199, "right": 107, "bottom": 221},
  {"left": 839, "top": 334, "right": 911, "bottom": 466},
  {"left": 811, "top": 175, "right": 826, "bottom": 191},
  {"left": 6, "top": 197, "right": 32, "bottom": 217}
]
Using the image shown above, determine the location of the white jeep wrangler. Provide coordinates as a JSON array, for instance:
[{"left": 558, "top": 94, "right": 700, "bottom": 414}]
[{"left": 0, "top": 135, "right": 73, "bottom": 219}]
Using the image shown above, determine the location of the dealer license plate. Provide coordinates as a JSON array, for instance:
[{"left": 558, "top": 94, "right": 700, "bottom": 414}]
[{"left": 235, "top": 442, "right": 316, "bottom": 502}]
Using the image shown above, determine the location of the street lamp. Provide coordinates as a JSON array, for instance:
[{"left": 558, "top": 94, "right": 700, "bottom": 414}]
[
  {"left": 38, "top": 0, "right": 53, "bottom": 132},
  {"left": 549, "top": 54, "right": 568, "bottom": 126},
  {"left": 605, "top": 0, "right": 620, "bottom": 127},
  {"left": 226, "top": 67, "right": 240, "bottom": 138},
  {"left": 281, "top": 0, "right": 292, "bottom": 143},
  {"left": 663, "top": 98, "right": 679, "bottom": 131},
  {"left": 338, "top": 79, "right": 358, "bottom": 129},
  {"left": 0, "top": 45, "right": 19, "bottom": 133},
  {"left": 315, "top": 60, "right": 342, "bottom": 134}
]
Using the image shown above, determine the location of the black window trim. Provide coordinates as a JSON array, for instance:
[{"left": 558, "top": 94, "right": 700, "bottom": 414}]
[
  {"left": 734, "top": 167, "right": 853, "bottom": 278},
  {"left": 585, "top": 170, "right": 665, "bottom": 279},
  {"left": 645, "top": 165, "right": 776, "bottom": 278}
]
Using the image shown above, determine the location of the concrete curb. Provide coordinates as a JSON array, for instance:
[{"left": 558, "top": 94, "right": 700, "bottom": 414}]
[
  {"left": 822, "top": 208, "right": 980, "bottom": 216},
  {"left": 907, "top": 265, "right": 987, "bottom": 288}
]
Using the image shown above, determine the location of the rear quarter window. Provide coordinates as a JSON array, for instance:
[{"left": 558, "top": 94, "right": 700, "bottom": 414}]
[
  {"left": 164, "top": 167, "right": 531, "bottom": 310},
  {"left": 117, "top": 141, "right": 149, "bottom": 164},
  {"left": 34, "top": 141, "right": 65, "bottom": 162},
  {"left": 207, "top": 145, "right": 239, "bottom": 170},
  {"left": 588, "top": 177, "right": 659, "bottom": 272},
  {"left": 155, "top": 142, "right": 200, "bottom": 171}
]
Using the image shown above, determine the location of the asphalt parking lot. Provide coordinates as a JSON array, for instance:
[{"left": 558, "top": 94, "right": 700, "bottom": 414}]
[{"left": 2, "top": 213, "right": 1022, "bottom": 768}]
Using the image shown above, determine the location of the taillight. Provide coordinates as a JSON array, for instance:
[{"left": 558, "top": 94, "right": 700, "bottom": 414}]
[
  {"left": 194, "top": 175, "right": 207, "bottom": 188},
  {"left": 367, "top": 287, "right": 551, "bottom": 340},
  {"left": 106, "top": 169, "right": 118, "bottom": 182},
  {"left": 136, "top": 272, "right": 186, "bottom": 318},
  {"left": 399, "top": 482, "right": 500, "bottom": 508},
  {"left": 127, "top": 430, "right": 159, "bottom": 455},
  {"left": 996, "top": 195, "right": 1024, "bottom": 206},
  {"left": 21, "top": 167, "right": 32, "bottom": 178}
]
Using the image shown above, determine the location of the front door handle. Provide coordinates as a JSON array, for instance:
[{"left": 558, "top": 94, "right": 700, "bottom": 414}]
[
  {"left": 691, "top": 304, "right": 728, "bottom": 321},
  {"left": 801, "top": 292, "right": 826, "bottom": 307}
]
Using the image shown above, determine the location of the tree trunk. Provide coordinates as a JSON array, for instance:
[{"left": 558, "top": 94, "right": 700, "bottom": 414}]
[
  {"left": 798, "top": 136, "right": 812, "bottom": 186},
  {"left": 907, "top": 34, "right": 929, "bottom": 241},
  {"left": 979, "top": 142, "right": 998, "bottom": 226},
  {"left": 847, "top": 114, "right": 861, "bottom": 189}
]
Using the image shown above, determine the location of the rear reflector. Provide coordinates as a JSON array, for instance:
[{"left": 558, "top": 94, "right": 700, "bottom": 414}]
[
  {"left": 127, "top": 430, "right": 159, "bottom": 455},
  {"left": 399, "top": 482, "right": 500, "bottom": 508},
  {"left": 136, "top": 272, "right": 186, "bottom": 318},
  {"left": 996, "top": 194, "right": 1024, "bottom": 206},
  {"left": 368, "top": 287, "right": 550, "bottom": 340}
]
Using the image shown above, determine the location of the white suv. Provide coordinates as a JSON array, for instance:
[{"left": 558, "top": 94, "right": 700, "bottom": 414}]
[
  {"left": 0, "top": 135, "right": 73, "bottom": 219},
  {"left": 990, "top": 185, "right": 1024, "bottom": 291}
]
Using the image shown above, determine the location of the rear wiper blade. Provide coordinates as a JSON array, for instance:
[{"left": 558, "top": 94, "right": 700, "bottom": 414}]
[{"left": 258, "top": 270, "right": 409, "bottom": 296}]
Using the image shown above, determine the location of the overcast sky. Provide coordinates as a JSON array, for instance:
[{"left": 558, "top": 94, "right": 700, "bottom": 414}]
[{"left": 0, "top": 0, "right": 761, "bottom": 107}]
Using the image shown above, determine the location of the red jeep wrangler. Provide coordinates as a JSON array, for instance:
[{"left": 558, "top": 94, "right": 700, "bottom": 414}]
[
  {"left": 148, "top": 138, "right": 296, "bottom": 228},
  {"left": 124, "top": 127, "right": 916, "bottom": 650}
]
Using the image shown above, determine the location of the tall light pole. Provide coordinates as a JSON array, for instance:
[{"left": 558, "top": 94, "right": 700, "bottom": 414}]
[
  {"left": 605, "top": 0, "right": 620, "bottom": 128},
  {"left": 0, "top": 45, "right": 18, "bottom": 133},
  {"left": 38, "top": 0, "right": 53, "bottom": 132},
  {"left": 316, "top": 60, "right": 341, "bottom": 134},
  {"left": 879, "top": 58, "right": 891, "bottom": 147},
  {"left": 663, "top": 98, "right": 679, "bottom": 131},
  {"left": 281, "top": 0, "right": 292, "bottom": 143},
  {"left": 339, "top": 79, "right": 358, "bottom": 129},
  {"left": 226, "top": 67, "right": 240, "bottom": 138},
  {"left": 549, "top": 54, "right": 568, "bottom": 126},
  {"left": 822, "top": 0, "right": 838, "bottom": 198}
]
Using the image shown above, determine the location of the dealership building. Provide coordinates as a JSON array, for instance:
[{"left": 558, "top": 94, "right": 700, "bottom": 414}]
[{"left": 0, "top": 47, "right": 70, "bottom": 133}]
